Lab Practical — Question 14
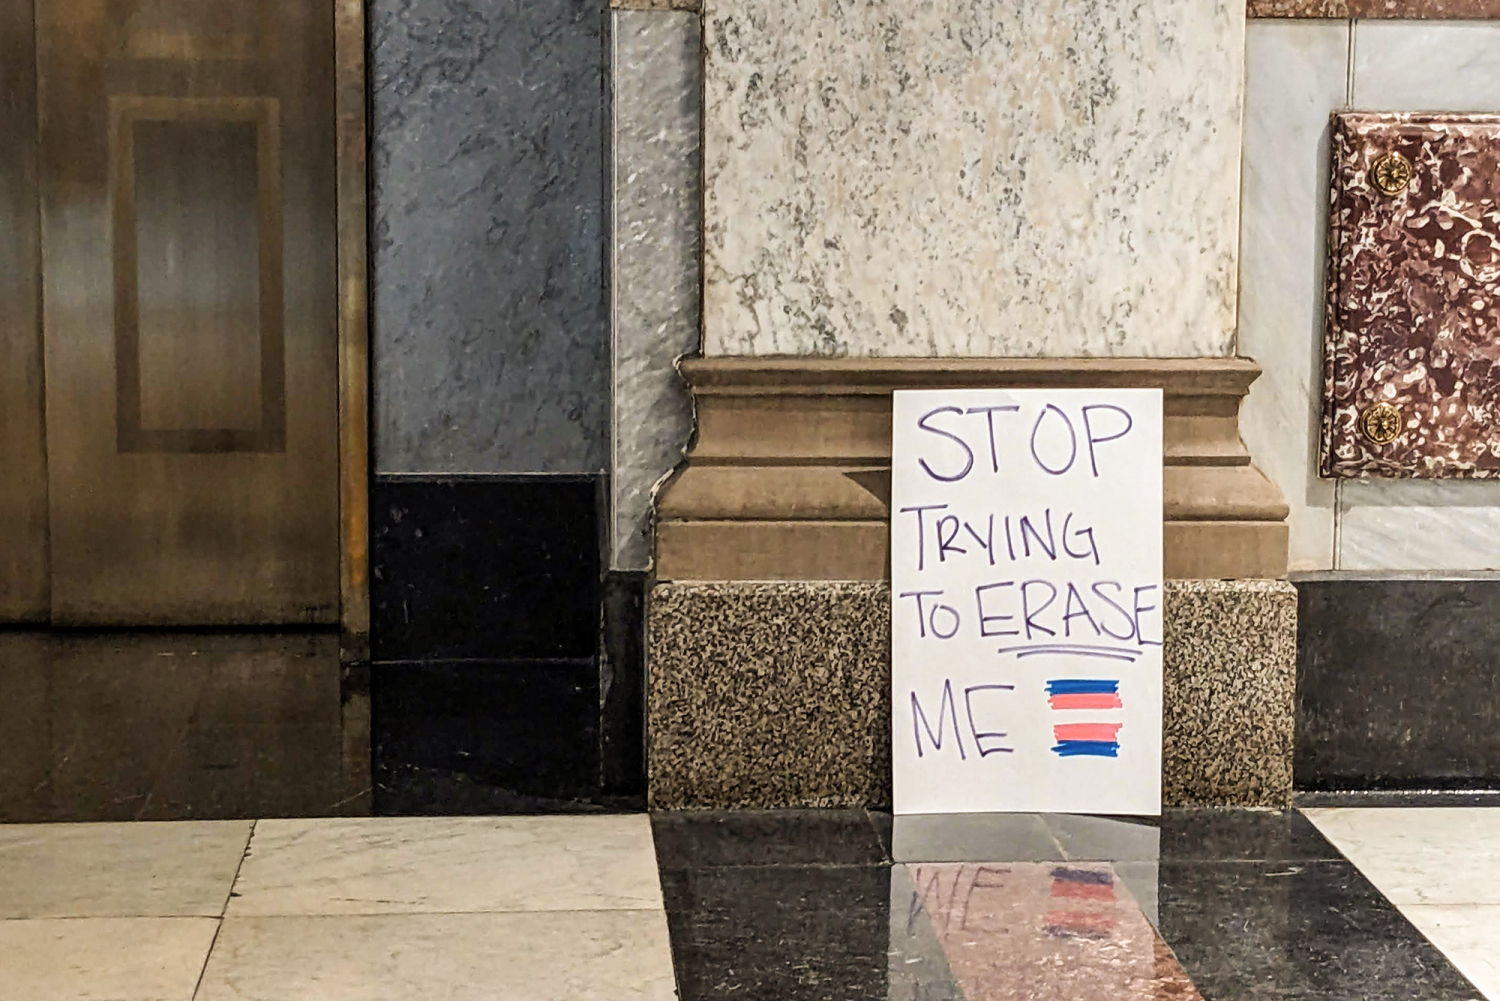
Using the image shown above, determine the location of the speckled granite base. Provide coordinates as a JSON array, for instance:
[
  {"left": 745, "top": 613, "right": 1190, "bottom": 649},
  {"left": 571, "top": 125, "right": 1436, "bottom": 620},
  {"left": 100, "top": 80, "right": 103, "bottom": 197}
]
[
  {"left": 648, "top": 580, "right": 1296, "bottom": 809},
  {"left": 1163, "top": 580, "right": 1297, "bottom": 808},
  {"left": 648, "top": 582, "right": 892, "bottom": 809}
]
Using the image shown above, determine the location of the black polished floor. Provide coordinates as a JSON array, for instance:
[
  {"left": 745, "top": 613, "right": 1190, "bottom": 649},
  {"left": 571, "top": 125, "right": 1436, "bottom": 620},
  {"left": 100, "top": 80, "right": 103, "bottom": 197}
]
[
  {"left": 0, "top": 630, "right": 369, "bottom": 822},
  {"left": 652, "top": 809, "right": 1486, "bottom": 1001}
]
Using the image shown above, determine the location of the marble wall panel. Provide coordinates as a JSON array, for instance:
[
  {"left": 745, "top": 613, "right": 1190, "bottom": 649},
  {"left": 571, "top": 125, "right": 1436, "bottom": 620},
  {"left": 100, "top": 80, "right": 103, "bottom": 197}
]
[
  {"left": 1352, "top": 20, "right": 1500, "bottom": 111},
  {"left": 1336, "top": 21, "right": 1500, "bottom": 568},
  {"left": 371, "top": 0, "right": 609, "bottom": 474},
  {"left": 1339, "top": 482, "right": 1500, "bottom": 570},
  {"left": 1237, "top": 20, "right": 1349, "bottom": 571},
  {"left": 701, "top": 0, "right": 1245, "bottom": 359},
  {"left": 1322, "top": 112, "right": 1500, "bottom": 479},
  {"left": 611, "top": 11, "right": 702, "bottom": 570}
]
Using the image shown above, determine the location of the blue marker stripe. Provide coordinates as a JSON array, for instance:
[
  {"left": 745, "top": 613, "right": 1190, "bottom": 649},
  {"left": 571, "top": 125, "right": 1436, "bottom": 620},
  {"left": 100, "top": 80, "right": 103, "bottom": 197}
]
[
  {"left": 1051, "top": 740, "right": 1120, "bottom": 758},
  {"left": 1045, "top": 679, "right": 1120, "bottom": 696},
  {"left": 1052, "top": 867, "right": 1114, "bottom": 886}
]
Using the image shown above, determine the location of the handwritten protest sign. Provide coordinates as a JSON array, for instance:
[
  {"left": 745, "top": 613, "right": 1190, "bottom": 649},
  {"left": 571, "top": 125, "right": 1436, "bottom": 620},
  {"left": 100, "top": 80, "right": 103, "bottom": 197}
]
[{"left": 890, "top": 388, "right": 1163, "bottom": 815}]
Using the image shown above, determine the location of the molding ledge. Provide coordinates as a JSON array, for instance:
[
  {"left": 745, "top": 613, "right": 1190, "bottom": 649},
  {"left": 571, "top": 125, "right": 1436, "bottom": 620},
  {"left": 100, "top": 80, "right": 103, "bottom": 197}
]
[{"left": 655, "top": 357, "right": 1290, "bottom": 581}]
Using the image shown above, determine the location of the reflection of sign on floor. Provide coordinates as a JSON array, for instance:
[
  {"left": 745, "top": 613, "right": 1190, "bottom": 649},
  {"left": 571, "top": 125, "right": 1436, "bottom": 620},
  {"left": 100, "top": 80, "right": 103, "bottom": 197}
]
[
  {"left": 894, "top": 862, "right": 1162, "bottom": 1001},
  {"left": 891, "top": 389, "right": 1164, "bottom": 815},
  {"left": 1045, "top": 867, "right": 1119, "bottom": 939}
]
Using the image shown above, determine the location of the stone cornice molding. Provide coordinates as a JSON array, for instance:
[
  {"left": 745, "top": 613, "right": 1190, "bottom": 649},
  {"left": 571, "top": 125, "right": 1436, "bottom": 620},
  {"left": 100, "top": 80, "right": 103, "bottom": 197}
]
[{"left": 655, "top": 356, "right": 1289, "bottom": 581}]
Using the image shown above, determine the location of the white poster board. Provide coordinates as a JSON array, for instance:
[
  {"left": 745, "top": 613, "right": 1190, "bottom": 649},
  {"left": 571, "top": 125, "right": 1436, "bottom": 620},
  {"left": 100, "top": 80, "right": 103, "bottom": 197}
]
[{"left": 890, "top": 388, "right": 1164, "bottom": 816}]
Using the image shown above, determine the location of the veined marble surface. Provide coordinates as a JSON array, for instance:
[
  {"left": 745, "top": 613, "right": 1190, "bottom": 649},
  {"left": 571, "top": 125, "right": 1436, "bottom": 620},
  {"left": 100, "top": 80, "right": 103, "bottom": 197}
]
[
  {"left": 1334, "top": 20, "right": 1500, "bottom": 569},
  {"left": 228, "top": 817, "right": 664, "bottom": 916},
  {"left": 0, "top": 821, "right": 251, "bottom": 918},
  {"left": 611, "top": 10, "right": 701, "bottom": 571},
  {"left": 197, "top": 912, "right": 677, "bottom": 1001},
  {"left": 0, "top": 917, "right": 220, "bottom": 1001},
  {"left": 371, "top": 0, "right": 608, "bottom": 474},
  {"left": 1339, "top": 481, "right": 1500, "bottom": 570},
  {"left": 702, "top": 0, "right": 1245, "bottom": 358},
  {"left": 1236, "top": 19, "right": 1500, "bottom": 569},
  {"left": 1307, "top": 807, "right": 1500, "bottom": 905},
  {"left": 1237, "top": 20, "right": 1348, "bottom": 571}
]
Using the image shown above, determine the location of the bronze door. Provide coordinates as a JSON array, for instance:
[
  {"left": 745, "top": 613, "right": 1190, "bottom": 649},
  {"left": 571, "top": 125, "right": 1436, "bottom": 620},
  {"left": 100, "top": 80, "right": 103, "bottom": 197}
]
[{"left": 0, "top": 0, "right": 339, "bottom": 625}]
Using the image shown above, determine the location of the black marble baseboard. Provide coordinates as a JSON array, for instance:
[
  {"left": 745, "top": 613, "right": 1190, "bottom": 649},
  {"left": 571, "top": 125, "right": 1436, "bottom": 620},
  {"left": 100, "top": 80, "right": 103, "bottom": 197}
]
[
  {"left": 1296, "top": 575, "right": 1500, "bottom": 790},
  {"left": 371, "top": 475, "right": 603, "bottom": 662},
  {"left": 368, "top": 475, "right": 647, "bottom": 810},
  {"left": 602, "top": 571, "right": 647, "bottom": 798},
  {"left": 372, "top": 658, "right": 601, "bottom": 813}
]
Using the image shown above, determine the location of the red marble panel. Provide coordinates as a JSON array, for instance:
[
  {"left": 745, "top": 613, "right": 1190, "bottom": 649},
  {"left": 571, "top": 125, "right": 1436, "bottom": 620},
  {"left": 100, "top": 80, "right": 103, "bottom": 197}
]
[
  {"left": 907, "top": 862, "right": 1202, "bottom": 1000},
  {"left": 1323, "top": 112, "right": 1500, "bottom": 478},
  {"left": 1250, "top": 0, "right": 1500, "bottom": 17}
]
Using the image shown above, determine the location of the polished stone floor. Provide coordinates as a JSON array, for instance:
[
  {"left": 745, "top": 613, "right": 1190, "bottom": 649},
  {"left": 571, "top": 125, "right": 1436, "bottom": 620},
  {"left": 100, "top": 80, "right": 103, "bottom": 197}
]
[
  {"left": 0, "top": 807, "right": 1491, "bottom": 1000},
  {"left": 0, "top": 631, "right": 370, "bottom": 823}
]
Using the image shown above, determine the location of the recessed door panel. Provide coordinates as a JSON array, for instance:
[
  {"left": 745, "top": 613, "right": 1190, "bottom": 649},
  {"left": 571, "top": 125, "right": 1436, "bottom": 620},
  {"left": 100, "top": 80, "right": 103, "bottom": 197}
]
[{"left": 37, "top": 0, "right": 338, "bottom": 624}]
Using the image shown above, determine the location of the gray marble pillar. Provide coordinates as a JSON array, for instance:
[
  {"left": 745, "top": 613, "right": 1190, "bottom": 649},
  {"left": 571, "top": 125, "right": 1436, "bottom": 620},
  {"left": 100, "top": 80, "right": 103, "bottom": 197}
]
[
  {"left": 610, "top": 10, "right": 702, "bottom": 570},
  {"left": 371, "top": 0, "right": 610, "bottom": 475}
]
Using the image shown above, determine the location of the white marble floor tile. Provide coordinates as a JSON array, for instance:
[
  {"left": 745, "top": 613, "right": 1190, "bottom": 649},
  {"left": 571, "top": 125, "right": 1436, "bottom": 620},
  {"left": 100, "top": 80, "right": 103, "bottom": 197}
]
[
  {"left": 195, "top": 911, "right": 676, "bottom": 1001},
  {"left": 0, "top": 821, "right": 252, "bottom": 918},
  {"left": 1305, "top": 807, "right": 1500, "bottom": 904},
  {"left": 0, "top": 916, "right": 219, "bottom": 1001},
  {"left": 1402, "top": 905, "right": 1500, "bottom": 1001},
  {"left": 228, "top": 815, "right": 663, "bottom": 916}
]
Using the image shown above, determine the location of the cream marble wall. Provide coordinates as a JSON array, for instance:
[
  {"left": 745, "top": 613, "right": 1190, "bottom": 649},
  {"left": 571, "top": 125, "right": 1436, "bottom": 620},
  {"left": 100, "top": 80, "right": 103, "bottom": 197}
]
[
  {"left": 702, "top": 0, "right": 1246, "bottom": 358},
  {"left": 1239, "top": 19, "right": 1500, "bottom": 571}
]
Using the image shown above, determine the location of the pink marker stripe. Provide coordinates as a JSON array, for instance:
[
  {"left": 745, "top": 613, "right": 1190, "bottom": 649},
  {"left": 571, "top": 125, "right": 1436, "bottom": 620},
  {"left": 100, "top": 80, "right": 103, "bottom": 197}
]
[
  {"left": 1049, "top": 693, "right": 1124, "bottom": 711},
  {"left": 1053, "top": 723, "right": 1123, "bottom": 742}
]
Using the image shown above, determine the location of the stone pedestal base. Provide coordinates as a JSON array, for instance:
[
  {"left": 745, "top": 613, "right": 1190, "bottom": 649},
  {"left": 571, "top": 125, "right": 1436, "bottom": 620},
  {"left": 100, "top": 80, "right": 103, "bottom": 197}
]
[{"left": 647, "top": 579, "right": 1296, "bottom": 809}]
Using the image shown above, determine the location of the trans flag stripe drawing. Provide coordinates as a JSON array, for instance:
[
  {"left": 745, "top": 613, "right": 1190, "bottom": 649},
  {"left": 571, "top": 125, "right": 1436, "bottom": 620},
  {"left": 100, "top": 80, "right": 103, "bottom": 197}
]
[{"left": 1049, "top": 681, "right": 1123, "bottom": 757}]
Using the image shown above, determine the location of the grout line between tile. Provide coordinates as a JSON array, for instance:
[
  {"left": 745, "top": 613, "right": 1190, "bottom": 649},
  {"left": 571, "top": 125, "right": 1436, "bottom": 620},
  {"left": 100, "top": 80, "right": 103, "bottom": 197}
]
[
  {"left": 1345, "top": 18, "right": 1356, "bottom": 106},
  {"left": 190, "top": 820, "right": 257, "bottom": 1000},
  {"left": 0, "top": 914, "right": 216, "bottom": 923},
  {"left": 1338, "top": 480, "right": 1350, "bottom": 570},
  {"left": 1042, "top": 821, "right": 1069, "bottom": 862},
  {"left": 190, "top": 916, "right": 225, "bottom": 1001},
  {"left": 861, "top": 806, "right": 892, "bottom": 863},
  {"left": 224, "top": 820, "right": 257, "bottom": 917}
]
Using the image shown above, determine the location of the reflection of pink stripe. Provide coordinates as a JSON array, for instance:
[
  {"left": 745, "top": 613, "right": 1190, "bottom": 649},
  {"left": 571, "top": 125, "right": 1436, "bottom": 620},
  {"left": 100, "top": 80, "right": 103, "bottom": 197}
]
[
  {"left": 1049, "top": 693, "right": 1123, "bottom": 710},
  {"left": 1053, "top": 723, "right": 1123, "bottom": 742}
]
